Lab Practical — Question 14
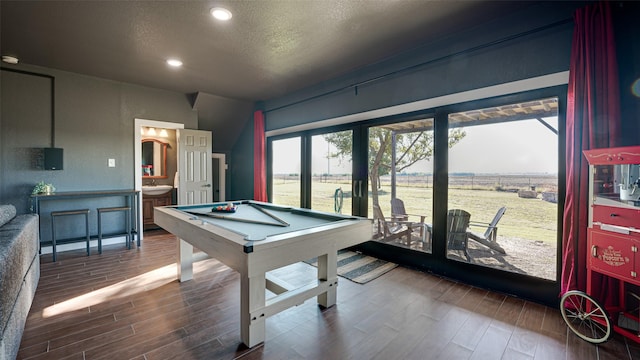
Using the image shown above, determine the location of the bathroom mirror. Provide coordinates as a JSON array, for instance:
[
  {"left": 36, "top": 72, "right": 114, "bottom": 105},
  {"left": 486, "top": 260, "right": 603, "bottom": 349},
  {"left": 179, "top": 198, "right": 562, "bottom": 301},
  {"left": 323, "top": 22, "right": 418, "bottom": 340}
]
[{"left": 141, "top": 139, "right": 168, "bottom": 178}]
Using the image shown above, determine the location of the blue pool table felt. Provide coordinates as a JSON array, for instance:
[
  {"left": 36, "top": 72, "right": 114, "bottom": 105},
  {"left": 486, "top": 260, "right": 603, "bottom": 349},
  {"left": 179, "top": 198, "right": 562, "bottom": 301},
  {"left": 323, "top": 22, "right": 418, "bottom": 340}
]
[{"left": 175, "top": 201, "right": 350, "bottom": 241}]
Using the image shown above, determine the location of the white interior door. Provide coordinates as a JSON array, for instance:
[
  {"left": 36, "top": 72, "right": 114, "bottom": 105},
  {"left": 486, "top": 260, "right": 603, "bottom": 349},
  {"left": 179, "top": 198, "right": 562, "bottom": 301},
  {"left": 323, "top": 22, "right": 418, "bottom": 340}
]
[{"left": 177, "top": 129, "right": 213, "bottom": 205}]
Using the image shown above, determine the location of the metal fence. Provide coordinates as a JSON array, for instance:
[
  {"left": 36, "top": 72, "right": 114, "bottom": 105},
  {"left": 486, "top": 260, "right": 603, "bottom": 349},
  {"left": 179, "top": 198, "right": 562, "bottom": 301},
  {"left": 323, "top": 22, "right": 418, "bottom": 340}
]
[
  {"left": 274, "top": 174, "right": 558, "bottom": 192},
  {"left": 384, "top": 174, "right": 558, "bottom": 192}
]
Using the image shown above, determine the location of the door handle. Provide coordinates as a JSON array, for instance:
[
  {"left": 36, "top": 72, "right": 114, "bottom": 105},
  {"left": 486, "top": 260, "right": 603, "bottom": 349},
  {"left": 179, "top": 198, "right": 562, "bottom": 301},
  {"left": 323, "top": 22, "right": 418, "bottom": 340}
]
[
  {"left": 352, "top": 180, "right": 364, "bottom": 198},
  {"left": 202, "top": 184, "right": 212, "bottom": 187}
]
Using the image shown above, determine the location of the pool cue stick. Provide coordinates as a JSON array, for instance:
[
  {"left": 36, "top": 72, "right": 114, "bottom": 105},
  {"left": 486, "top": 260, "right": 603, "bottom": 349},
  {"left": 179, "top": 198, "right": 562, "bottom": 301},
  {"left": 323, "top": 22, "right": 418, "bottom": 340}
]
[
  {"left": 248, "top": 203, "right": 290, "bottom": 226},
  {"left": 185, "top": 211, "right": 288, "bottom": 227}
]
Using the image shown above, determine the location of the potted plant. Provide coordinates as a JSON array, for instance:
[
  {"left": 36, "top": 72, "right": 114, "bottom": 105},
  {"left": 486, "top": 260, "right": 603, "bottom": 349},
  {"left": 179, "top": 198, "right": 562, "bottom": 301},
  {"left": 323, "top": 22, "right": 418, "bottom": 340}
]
[{"left": 32, "top": 181, "right": 55, "bottom": 195}]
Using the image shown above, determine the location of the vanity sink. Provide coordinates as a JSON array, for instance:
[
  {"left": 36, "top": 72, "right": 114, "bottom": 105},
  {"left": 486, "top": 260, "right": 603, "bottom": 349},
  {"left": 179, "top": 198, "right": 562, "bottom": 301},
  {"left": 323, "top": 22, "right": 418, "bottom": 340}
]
[{"left": 142, "top": 185, "right": 173, "bottom": 195}]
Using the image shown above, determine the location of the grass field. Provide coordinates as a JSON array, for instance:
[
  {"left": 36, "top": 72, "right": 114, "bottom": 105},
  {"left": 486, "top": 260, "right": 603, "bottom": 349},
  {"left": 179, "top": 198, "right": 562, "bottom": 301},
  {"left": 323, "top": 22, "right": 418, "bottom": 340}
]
[{"left": 273, "top": 176, "right": 559, "bottom": 244}]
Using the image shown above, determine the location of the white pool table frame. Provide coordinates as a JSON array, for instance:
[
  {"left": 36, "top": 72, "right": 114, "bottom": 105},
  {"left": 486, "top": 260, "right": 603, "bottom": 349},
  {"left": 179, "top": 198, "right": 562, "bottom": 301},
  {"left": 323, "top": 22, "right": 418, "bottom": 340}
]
[{"left": 154, "top": 201, "right": 372, "bottom": 348}]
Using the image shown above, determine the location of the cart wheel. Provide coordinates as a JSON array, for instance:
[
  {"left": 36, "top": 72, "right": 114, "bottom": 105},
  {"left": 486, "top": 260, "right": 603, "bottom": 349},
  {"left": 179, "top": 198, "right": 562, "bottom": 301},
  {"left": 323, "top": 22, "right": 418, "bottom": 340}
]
[{"left": 560, "top": 290, "right": 611, "bottom": 344}]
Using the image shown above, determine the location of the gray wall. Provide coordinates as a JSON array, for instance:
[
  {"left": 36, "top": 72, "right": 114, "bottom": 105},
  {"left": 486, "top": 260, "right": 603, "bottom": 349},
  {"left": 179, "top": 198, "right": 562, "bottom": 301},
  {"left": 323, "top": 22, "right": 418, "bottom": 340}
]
[
  {"left": 1, "top": 70, "right": 52, "bottom": 211},
  {"left": 1, "top": 64, "right": 197, "bottom": 241},
  {"left": 262, "top": 2, "right": 577, "bottom": 132},
  {"left": 230, "top": 114, "right": 257, "bottom": 201}
]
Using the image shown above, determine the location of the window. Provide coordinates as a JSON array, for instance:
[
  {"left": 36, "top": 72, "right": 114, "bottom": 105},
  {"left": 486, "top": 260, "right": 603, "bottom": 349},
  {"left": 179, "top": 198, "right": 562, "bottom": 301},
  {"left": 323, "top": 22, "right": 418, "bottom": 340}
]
[
  {"left": 369, "top": 119, "right": 434, "bottom": 253},
  {"left": 447, "top": 97, "right": 559, "bottom": 280},
  {"left": 311, "top": 131, "right": 353, "bottom": 214},
  {"left": 266, "top": 86, "right": 566, "bottom": 304},
  {"left": 271, "top": 137, "right": 301, "bottom": 207}
]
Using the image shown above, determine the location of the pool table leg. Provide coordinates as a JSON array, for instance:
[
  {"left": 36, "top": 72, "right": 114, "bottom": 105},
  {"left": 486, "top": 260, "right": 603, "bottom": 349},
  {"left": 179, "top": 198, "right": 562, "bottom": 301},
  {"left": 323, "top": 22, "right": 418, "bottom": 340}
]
[
  {"left": 178, "top": 238, "right": 193, "bottom": 282},
  {"left": 317, "top": 251, "right": 338, "bottom": 308},
  {"left": 240, "top": 273, "right": 266, "bottom": 348}
]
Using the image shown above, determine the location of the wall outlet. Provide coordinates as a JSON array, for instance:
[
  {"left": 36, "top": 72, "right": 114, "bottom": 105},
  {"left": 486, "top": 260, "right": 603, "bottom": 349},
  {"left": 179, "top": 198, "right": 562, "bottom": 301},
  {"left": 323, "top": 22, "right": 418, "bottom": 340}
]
[{"left": 108, "top": 158, "right": 116, "bottom": 167}]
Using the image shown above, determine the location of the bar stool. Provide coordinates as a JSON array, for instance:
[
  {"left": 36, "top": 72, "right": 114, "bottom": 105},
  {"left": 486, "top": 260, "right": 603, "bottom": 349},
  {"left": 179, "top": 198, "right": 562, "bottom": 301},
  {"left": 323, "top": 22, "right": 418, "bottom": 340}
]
[
  {"left": 51, "top": 209, "right": 90, "bottom": 262},
  {"left": 97, "top": 206, "right": 131, "bottom": 253}
]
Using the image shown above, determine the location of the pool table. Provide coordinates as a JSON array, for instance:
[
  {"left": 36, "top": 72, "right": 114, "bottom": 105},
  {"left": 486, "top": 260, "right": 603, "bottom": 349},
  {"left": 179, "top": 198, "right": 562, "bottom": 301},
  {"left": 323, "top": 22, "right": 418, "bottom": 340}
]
[{"left": 154, "top": 200, "right": 372, "bottom": 347}]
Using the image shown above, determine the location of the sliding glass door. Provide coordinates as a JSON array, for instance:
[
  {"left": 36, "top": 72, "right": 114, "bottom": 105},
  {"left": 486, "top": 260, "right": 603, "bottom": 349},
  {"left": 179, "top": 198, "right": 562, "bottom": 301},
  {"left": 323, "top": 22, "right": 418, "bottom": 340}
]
[
  {"left": 368, "top": 118, "right": 435, "bottom": 253},
  {"left": 266, "top": 86, "right": 565, "bottom": 304},
  {"left": 269, "top": 128, "right": 362, "bottom": 216},
  {"left": 446, "top": 97, "right": 559, "bottom": 281},
  {"left": 310, "top": 131, "right": 353, "bottom": 214},
  {"left": 271, "top": 136, "right": 301, "bottom": 207}
]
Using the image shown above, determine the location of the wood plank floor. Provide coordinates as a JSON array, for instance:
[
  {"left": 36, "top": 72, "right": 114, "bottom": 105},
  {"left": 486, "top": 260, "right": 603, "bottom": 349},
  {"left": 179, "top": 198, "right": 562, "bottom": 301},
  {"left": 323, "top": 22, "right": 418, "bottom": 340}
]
[{"left": 18, "top": 230, "right": 640, "bottom": 360}]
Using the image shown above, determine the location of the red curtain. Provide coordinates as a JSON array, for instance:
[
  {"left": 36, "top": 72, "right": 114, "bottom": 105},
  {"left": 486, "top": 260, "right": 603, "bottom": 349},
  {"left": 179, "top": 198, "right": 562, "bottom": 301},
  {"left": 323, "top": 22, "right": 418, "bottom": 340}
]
[
  {"left": 253, "top": 110, "right": 268, "bottom": 202},
  {"left": 561, "top": 1, "right": 621, "bottom": 301}
]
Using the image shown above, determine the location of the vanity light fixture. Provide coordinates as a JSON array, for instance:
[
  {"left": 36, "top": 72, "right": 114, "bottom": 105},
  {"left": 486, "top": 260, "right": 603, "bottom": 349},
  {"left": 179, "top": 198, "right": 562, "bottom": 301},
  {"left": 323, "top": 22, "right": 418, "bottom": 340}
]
[
  {"left": 159, "top": 129, "right": 168, "bottom": 137},
  {"left": 147, "top": 127, "right": 157, "bottom": 136},
  {"left": 2, "top": 55, "right": 19, "bottom": 64},
  {"left": 166, "top": 59, "right": 183, "bottom": 67},
  {"left": 210, "top": 7, "right": 232, "bottom": 21}
]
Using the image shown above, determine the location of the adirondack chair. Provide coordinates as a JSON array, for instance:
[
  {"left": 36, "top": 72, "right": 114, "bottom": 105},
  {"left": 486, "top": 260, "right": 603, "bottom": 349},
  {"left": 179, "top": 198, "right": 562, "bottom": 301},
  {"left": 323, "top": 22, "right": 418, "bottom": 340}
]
[
  {"left": 447, "top": 209, "right": 471, "bottom": 261},
  {"left": 372, "top": 204, "right": 413, "bottom": 245},
  {"left": 467, "top": 206, "right": 506, "bottom": 254},
  {"left": 390, "top": 198, "right": 429, "bottom": 241}
]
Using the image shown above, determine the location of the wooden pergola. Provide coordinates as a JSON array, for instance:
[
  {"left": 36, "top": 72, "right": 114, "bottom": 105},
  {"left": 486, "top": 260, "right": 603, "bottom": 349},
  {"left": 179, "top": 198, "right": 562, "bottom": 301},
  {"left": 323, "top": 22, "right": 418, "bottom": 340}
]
[{"left": 379, "top": 97, "right": 560, "bottom": 199}]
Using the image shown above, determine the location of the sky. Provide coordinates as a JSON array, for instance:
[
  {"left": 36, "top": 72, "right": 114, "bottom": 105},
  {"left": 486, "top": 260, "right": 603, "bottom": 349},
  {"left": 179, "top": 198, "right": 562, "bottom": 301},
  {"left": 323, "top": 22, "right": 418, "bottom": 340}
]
[
  {"left": 272, "top": 117, "right": 559, "bottom": 175},
  {"left": 449, "top": 117, "right": 558, "bottom": 174}
]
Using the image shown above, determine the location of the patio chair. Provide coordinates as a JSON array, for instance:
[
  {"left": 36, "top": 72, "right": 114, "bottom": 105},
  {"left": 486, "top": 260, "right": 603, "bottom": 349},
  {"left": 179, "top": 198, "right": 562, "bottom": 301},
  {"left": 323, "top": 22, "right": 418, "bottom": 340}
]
[
  {"left": 372, "top": 204, "right": 413, "bottom": 245},
  {"left": 467, "top": 206, "right": 506, "bottom": 254},
  {"left": 447, "top": 209, "right": 471, "bottom": 261},
  {"left": 390, "top": 198, "right": 430, "bottom": 241}
]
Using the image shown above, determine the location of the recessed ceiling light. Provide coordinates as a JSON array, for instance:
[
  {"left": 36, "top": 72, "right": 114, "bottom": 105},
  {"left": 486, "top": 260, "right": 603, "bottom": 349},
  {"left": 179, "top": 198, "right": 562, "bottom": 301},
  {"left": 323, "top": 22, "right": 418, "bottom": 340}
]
[
  {"left": 2, "top": 55, "right": 19, "bottom": 64},
  {"left": 210, "top": 7, "right": 232, "bottom": 21},
  {"left": 166, "top": 59, "right": 183, "bottom": 67}
]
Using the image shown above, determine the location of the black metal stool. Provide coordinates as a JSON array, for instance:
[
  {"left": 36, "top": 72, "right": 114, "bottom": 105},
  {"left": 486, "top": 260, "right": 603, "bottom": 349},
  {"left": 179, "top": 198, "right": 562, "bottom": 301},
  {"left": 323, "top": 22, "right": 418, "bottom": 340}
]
[
  {"left": 97, "top": 206, "right": 132, "bottom": 253},
  {"left": 51, "top": 209, "right": 90, "bottom": 262}
]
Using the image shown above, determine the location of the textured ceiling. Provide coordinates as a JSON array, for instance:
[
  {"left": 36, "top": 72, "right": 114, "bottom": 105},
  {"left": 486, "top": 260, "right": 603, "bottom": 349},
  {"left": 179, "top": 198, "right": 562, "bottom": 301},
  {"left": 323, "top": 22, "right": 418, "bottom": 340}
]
[{"left": 1, "top": 1, "right": 537, "bottom": 103}]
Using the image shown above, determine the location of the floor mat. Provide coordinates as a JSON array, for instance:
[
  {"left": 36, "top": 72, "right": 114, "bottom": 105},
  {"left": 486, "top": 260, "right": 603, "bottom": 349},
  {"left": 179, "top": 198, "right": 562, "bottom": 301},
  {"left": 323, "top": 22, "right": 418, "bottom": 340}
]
[{"left": 304, "top": 249, "right": 398, "bottom": 284}]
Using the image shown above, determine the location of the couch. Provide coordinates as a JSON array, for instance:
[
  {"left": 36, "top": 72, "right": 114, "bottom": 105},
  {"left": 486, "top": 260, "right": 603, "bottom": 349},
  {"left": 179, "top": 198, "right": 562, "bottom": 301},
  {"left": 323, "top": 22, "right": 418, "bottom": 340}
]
[{"left": 0, "top": 205, "right": 40, "bottom": 360}]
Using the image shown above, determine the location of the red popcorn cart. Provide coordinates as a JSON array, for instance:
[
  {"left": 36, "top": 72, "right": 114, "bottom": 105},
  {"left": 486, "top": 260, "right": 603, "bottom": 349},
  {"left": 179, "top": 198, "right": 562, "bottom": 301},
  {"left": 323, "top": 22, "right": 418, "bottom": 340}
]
[{"left": 561, "top": 145, "right": 640, "bottom": 343}]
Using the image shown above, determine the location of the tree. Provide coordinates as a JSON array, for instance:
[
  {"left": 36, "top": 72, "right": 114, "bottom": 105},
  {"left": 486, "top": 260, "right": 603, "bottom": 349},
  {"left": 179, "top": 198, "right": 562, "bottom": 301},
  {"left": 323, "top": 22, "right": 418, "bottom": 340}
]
[{"left": 324, "top": 127, "right": 466, "bottom": 206}]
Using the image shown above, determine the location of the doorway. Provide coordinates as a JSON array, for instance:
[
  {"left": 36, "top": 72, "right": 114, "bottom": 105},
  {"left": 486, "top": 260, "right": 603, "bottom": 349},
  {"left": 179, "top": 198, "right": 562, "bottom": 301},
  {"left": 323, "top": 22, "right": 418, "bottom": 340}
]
[
  {"left": 134, "top": 119, "right": 184, "bottom": 193},
  {"left": 212, "top": 153, "right": 226, "bottom": 202},
  {"left": 135, "top": 119, "right": 184, "bottom": 237}
]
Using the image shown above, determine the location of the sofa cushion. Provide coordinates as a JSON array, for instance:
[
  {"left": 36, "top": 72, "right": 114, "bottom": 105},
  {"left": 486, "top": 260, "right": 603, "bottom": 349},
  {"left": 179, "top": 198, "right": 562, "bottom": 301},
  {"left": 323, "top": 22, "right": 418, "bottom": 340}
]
[
  {"left": 0, "top": 214, "right": 39, "bottom": 337},
  {"left": 0, "top": 248, "right": 39, "bottom": 360},
  {"left": 0, "top": 205, "right": 16, "bottom": 228}
]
